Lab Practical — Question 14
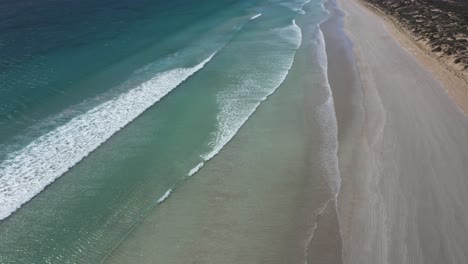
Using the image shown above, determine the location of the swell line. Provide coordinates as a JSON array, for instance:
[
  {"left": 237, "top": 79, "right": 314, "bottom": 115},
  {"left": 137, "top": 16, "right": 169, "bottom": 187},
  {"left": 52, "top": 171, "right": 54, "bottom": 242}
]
[
  {"left": 0, "top": 53, "right": 216, "bottom": 221},
  {"left": 202, "top": 19, "right": 302, "bottom": 163},
  {"left": 181, "top": 19, "right": 303, "bottom": 181},
  {"left": 157, "top": 20, "right": 303, "bottom": 210}
]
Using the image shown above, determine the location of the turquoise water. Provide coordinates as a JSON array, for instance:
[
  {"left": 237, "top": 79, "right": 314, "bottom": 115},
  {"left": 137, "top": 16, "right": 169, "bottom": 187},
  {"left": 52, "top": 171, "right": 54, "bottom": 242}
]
[{"left": 0, "top": 0, "right": 330, "bottom": 262}]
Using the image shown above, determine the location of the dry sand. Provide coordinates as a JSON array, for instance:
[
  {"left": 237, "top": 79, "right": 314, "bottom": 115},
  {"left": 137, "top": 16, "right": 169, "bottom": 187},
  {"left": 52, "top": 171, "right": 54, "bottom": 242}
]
[
  {"left": 357, "top": 0, "right": 468, "bottom": 115},
  {"left": 335, "top": 0, "right": 468, "bottom": 263}
]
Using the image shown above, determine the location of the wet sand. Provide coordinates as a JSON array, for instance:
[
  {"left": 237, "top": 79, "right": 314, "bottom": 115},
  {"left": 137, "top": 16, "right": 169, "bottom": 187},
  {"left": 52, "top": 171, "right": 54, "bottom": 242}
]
[{"left": 335, "top": 0, "right": 468, "bottom": 263}]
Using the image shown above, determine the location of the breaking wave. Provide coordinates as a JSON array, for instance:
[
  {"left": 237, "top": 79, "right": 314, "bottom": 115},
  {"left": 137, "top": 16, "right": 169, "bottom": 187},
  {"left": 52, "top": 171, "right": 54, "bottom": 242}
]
[{"left": 0, "top": 53, "right": 216, "bottom": 220}]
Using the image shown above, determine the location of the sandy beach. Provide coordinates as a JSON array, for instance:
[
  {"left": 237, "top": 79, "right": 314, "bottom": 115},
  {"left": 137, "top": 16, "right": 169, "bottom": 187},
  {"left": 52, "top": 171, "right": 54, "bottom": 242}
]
[
  {"left": 334, "top": 0, "right": 468, "bottom": 263},
  {"left": 356, "top": 0, "right": 468, "bottom": 115}
]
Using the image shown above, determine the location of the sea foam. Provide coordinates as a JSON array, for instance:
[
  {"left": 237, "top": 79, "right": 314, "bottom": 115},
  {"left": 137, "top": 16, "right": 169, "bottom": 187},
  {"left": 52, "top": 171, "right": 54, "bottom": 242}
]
[
  {"left": 200, "top": 20, "right": 302, "bottom": 165},
  {"left": 188, "top": 162, "right": 204, "bottom": 177},
  {"left": 185, "top": 20, "right": 302, "bottom": 178},
  {"left": 314, "top": 27, "right": 341, "bottom": 196},
  {"left": 280, "top": 0, "right": 311, "bottom": 14},
  {"left": 0, "top": 53, "right": 216, "bottom": 220},
  {"left": 157, "top": 189, "right": 173, "bottom": 204},
  {"left": 250, "top": 13, "right": 262, "bottom": 20}
]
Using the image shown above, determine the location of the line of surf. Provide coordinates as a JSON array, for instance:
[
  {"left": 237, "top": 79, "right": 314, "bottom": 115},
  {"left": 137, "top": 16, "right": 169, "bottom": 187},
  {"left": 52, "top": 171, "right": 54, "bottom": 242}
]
[
  {"left": 201, "top": 19, "right": 302, "bottom": 162},
  {"left": 156, "top": 19, "right": 304, "bottom": 209},
  {"left": 315, "top": 26, "right": 341, "bottom": 196},
  {"left": 280, "top": 0, "right": 312, "bottom": 15},
  {"left": 156, "top": 189, "right": 173, "bottom": 204},
  {"left": 250, "top": 13, "right": 262, "bottom": 20},
  {"left": 305, "top": 9, "right": 343, "bottom": 263},
  {"left": 184, "top": 20, "right": 302, "bottom": 179},
  {"left": 0, "top": 53, "right": 216, "bottom": 221}
]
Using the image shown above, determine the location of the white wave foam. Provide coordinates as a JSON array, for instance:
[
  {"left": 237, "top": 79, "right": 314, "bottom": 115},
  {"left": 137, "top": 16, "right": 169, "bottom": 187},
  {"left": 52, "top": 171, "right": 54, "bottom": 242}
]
[
  {"left": 0, "top": 53, "right": 216, "bottom": 220},
  {"left": 280, "top": 0, "right": 311, "bottom": 14},
  {"left": 280, "top": 3, "right": 304, "bottom": 14},
  {"left": 188, "top": 162, "right": 204, "bottom": 177},
  {"left": 200, "top": 22, "right": 302, "bottom": 164},
  {"left": 157, "top": 189, "right": 172, "bottom": 204},
  {"left": 250, "top": 13, "right": 262, "bottom": 20},
  {"left": 299, "top": 0, "right": 312, "bottom": 8},
  {"left": 315, "top": 27, "right": 341, "bottom": 196},
  {"left": 271, "top": 19, "right": 302, "bottom": 49},
  {"left": 291, "top": 20, "right": 303, "bottom": 49}
]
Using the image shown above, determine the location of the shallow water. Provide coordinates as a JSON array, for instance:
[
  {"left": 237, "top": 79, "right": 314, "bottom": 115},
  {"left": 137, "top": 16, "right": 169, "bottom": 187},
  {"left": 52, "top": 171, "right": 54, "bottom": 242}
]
[
  {"left": 105, "top": 3, "right": 341, "bottom": 263},
  {"left": 0, "top": 0, "right": 337, "bottom": 262}
]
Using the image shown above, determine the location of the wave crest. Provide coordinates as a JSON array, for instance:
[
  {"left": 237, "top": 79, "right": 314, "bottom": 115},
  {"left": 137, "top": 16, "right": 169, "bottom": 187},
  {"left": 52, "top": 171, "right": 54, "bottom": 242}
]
[{"left": 0, "top": 53, "right": 216, "bottom": 220}]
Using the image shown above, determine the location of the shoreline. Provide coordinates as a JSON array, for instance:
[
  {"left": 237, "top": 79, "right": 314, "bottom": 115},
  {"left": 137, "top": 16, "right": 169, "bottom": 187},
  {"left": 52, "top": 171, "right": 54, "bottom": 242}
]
[
  {"left": 320, "top": 0, "right": 363, "bottom": 263},
  {"left": 356, "top": 0, "right": 468, "bottom": 115}
]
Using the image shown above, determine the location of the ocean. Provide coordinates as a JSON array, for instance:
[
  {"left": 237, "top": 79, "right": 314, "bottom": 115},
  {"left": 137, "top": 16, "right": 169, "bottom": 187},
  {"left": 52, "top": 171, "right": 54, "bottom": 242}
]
[{"left": 0, "top": 0, "right": 338, "bottom": 262}]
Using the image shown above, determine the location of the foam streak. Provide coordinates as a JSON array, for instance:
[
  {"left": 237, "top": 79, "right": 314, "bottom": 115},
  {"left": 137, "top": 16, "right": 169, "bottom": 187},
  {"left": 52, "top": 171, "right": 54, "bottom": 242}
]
[
  {"left": 157, "top": 189, "right": 173, "bottom": 204},
  {"left": 0, "top": 53, "right": 216, "bottom": 220},
  {"left": 201, "top": 21, "right": 302, "bottom": 165},
  {"left": 250, "top": 13, "right": 262, "bottom": 20}
]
